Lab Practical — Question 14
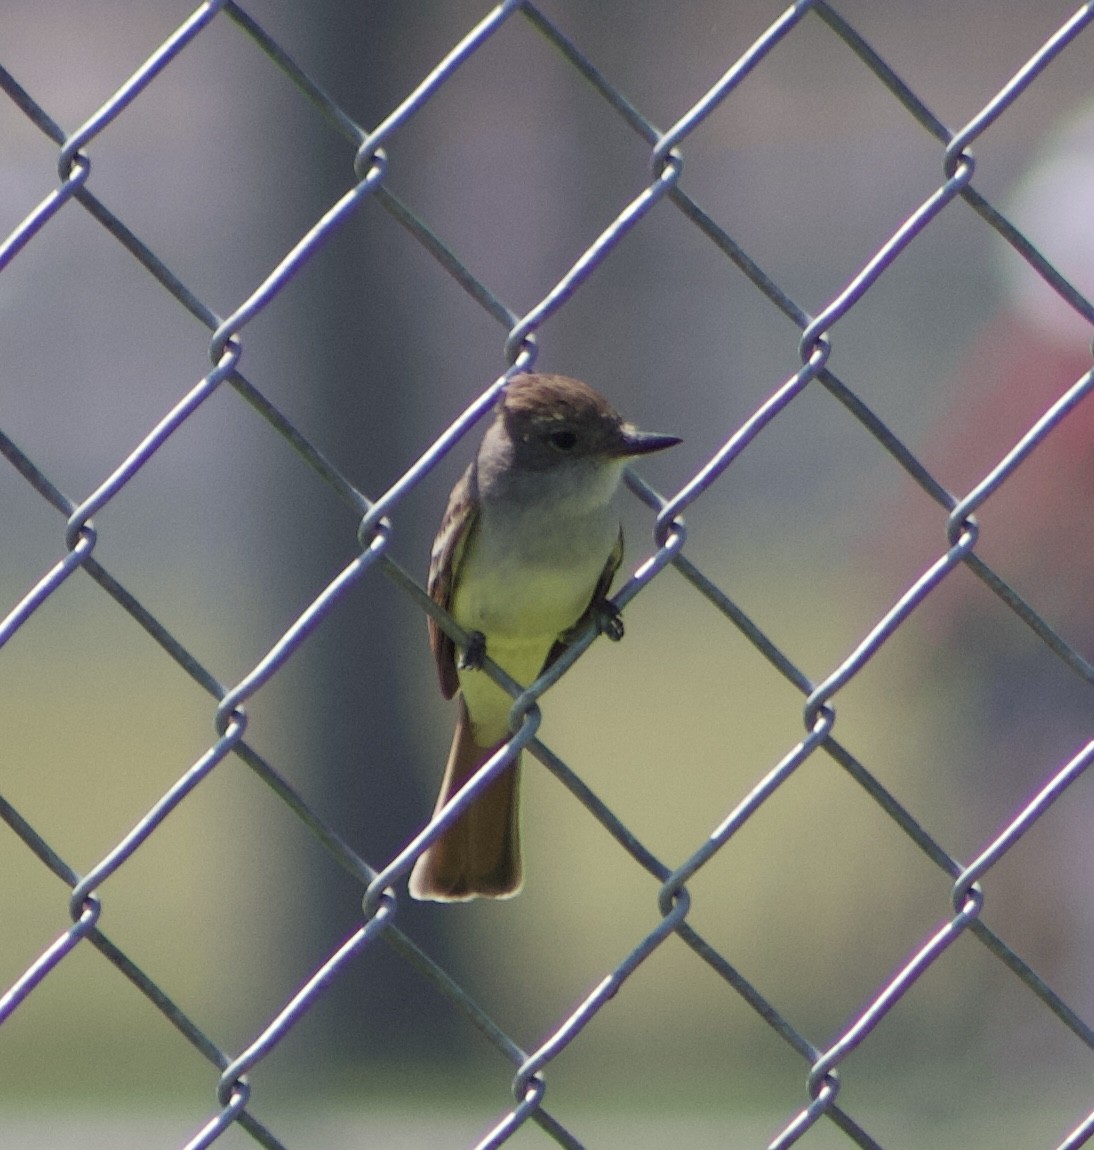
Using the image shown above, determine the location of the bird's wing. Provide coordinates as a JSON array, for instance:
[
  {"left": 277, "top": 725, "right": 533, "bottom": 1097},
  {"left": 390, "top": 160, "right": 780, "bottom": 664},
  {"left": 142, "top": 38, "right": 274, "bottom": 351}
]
[
  {"left": 428, "top": 463, "right": 478, "bottom": 699},
  {"left": 591, "top": 526, "right": 624, "bottom": 612}
]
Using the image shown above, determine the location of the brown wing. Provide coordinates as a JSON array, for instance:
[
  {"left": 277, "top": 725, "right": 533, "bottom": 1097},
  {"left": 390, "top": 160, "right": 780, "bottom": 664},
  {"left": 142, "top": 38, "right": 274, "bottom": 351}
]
[
  {"left": 591, "top": 526, "right": 624, "bottom": 612},
  {"left": 542, "top": 526, "right": 624, "bottom": 673},
  {"left": 428, "top": 463, "right": 478, "bottom": 699}
]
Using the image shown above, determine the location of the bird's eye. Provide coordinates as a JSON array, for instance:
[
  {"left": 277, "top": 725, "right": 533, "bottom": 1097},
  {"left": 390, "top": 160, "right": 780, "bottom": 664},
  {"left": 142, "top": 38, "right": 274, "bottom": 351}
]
[{"left": 548, "top": 429, "right": 578, "bottom": 452}]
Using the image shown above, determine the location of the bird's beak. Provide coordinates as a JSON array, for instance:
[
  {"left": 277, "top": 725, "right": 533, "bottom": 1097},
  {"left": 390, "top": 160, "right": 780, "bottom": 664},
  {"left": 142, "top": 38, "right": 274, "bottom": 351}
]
[{"left": 615, "top": 426, "right": 682, "bottom": 458}]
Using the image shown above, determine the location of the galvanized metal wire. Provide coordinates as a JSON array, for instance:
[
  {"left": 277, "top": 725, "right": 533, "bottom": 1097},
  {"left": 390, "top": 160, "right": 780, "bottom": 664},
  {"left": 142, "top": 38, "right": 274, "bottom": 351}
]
[{"left": 2, "top": 2, "right": 1094, "bottom": 1147}]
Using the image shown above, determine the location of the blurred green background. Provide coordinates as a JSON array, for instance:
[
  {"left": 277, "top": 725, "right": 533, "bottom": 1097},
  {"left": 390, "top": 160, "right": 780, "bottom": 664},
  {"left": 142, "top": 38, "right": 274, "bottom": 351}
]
[{"left": 3, "top": 1, "right": 1094, "bottom": 1146}]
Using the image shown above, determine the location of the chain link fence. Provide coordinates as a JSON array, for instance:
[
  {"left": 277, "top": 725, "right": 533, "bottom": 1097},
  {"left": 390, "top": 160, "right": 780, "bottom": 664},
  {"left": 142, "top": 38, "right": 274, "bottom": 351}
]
[{"left": 3, "top": 1, "right": 1094, "bottom": 1147}]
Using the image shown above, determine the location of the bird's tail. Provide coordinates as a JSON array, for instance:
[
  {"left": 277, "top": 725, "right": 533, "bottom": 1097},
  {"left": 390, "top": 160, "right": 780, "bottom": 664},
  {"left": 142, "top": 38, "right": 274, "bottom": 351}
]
[{"left": 408, "top": 697, "right": 522, "bottom": 901}]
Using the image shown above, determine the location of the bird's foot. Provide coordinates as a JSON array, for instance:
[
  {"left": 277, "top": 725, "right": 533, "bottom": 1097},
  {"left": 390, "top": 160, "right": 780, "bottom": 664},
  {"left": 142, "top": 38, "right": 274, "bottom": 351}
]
[
  {"left": 592, "top": 600, "right": 625, "bottom": 642},
  {"left": 458, "top": 630, "right": 487, "bottom": 670}
]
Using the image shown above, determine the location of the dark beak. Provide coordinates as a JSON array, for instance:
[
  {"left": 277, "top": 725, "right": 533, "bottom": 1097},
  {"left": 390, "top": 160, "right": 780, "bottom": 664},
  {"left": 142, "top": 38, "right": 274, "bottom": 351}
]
[{"left": 616, "top": 426, "right": 682, "bottom": 457}]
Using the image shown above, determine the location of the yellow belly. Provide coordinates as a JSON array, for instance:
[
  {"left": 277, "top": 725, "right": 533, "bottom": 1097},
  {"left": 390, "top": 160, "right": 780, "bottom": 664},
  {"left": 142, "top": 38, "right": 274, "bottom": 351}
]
[{"left": 450, "top": 542, "right": 612, "bottom": 745}]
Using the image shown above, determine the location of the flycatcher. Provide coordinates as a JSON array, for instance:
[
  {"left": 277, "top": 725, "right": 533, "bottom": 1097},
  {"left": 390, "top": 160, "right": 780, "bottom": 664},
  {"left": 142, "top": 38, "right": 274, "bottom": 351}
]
[{"left": 409, "top": 373, "right": 680, "bottom": 901}]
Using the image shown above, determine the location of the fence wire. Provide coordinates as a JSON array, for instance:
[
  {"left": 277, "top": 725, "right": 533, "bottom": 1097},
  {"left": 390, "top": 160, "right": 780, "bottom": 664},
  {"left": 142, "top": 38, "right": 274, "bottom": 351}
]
[{"left": 2, "top": 1, "right": 1094, "bottom": 1147}]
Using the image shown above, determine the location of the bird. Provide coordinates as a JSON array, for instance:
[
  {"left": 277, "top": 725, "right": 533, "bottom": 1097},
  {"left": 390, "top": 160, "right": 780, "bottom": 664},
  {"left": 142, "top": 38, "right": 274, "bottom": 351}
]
[{"left": 408, "top": 372, "right": 680, "bottom": 901}]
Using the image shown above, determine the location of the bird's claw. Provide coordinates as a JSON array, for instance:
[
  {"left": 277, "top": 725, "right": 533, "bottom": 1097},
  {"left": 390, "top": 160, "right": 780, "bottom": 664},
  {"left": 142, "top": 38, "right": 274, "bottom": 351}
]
[
  {"left": 593, "top": 601, "right": 625, "bottom": 642},
  {"left": 458, "top": 630, "right": 487, "bottom": 671}
]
